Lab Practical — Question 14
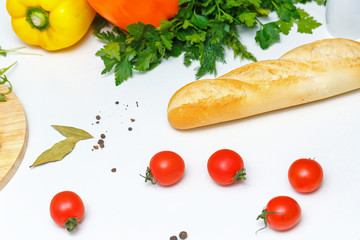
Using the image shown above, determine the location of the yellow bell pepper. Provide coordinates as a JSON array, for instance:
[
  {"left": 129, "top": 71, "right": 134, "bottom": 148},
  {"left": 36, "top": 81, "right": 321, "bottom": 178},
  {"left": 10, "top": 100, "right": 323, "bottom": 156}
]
[{"left": 6, "top": 0, "right": 96, "bottom": 51}]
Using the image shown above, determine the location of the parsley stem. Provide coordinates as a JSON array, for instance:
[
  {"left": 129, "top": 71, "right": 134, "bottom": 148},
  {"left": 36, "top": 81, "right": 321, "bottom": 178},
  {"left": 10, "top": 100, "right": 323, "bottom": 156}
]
[
  {"left": 255, "top": 18, "right": 265, "bottom": 27},
  {"left": 0, "top": 75, "right": 13, "bottom": 96},
  {"left": 215, "top": 2, "right": 236, "bottom": 23},
  {"left": 0, "top": 61, "right": 17, "bottom": 75},
  {"left": 271, "top": 1, "right": 280, "bottom": 11},
  {"left": 0, "top": 62, "right": 15, "bottom": 98},
  {"left": 0, "top": 47, "right": 42, "bottom": 56}
]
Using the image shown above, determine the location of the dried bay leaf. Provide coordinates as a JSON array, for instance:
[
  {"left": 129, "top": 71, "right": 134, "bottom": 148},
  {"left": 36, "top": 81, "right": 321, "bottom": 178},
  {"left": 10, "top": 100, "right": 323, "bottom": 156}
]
[
  {"left": 30, "top": 137, "right": 79, "bottom": 167},
  {"left": 31, "top": 125, "right": 94, "bottom": 168},
  {"left": 52, "top": 125, "right": 93, "bottom": 140}
]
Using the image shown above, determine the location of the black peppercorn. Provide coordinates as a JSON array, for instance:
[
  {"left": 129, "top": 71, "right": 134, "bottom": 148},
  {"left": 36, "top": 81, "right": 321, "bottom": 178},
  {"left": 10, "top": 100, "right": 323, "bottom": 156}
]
[{"left": 179, "top": 231, "right": 187, "bottom": 239}]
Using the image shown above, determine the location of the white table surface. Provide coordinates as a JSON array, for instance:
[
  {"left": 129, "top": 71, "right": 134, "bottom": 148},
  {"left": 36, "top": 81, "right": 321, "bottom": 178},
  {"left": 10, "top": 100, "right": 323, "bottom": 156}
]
[{"left": 1, "top": 1, "right": 360, "bottom": 240}]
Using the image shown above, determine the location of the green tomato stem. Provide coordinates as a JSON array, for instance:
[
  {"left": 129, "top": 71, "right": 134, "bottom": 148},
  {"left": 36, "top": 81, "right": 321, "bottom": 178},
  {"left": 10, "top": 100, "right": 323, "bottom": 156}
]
[
  {"left": 231, "top": 168, "right": 246, "bottom": 182},
  {"left": 256, "top": 209, "right": 278, "bottom": 234},
  {"left": 139, "top": 167, "right": 157, "bottom": 184},
  {"left": 64, "top": 217, "right": 79, "bottom": 232},
  {"left": 26, "top": 7, "right": 50, "bottom": 31}
]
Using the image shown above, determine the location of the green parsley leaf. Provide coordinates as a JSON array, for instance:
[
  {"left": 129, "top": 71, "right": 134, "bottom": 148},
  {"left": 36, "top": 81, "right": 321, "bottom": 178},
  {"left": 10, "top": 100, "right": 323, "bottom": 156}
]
[
  {"left": 255, "top": 22, "right": 280, "bottom": 49},
  {"left": 134, "top": 48, "right": 158, "bottom": 71},
  {"left": 114, "top": 56, "right": 133, "bottom": 85},
  {"left": 185, "top": 31, "right": 207, "bottom": 44},
  {"left": 277, "top": 19, "right": 294, "bottom": 35},
  {"left": 208, "top": 22, "right": 230, "bottom": 44},
  {"left": 96, "top": 42, "right": 122, "bottom": 61},
  {"left": 245, "top": 0, "right": 262, "bottom": 8},
  {"left": 191, "top": 13, "right": 209, "bottom": 29},
  {"left": 98, "top": 56, "right": 118, "bottom": 74},
  {"left": 295, "top": 9, "right": 322, "bottom": 34},
  {"left": 160, "top": 34, "right": 173, "bottom": 51},
  {"left": 238, "top": 11, "right": 257, "bottom": 27},
  {"left": 170, "top": 41, "right": 184, "bottom": 57},
  {"left": 126, "top": 22, "right": 145, "bottom": 40},
  {"left": 275, "top": 1, "right": 300, "bottom": 22},
  {"left": 255, "top": 7, "right": 270, "bottom": 16}
]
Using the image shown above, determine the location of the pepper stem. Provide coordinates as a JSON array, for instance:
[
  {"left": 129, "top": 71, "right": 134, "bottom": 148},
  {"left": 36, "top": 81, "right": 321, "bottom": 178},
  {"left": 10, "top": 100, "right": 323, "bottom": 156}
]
[
  {"left": 64, "top": 217, "right": 79, "bottom": 232},
  {"left": 26, "top": 7, "right": 50, "bottom": 31}
]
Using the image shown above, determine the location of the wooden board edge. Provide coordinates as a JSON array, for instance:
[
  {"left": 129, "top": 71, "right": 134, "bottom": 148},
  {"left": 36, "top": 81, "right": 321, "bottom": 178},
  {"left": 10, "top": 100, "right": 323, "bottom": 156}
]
[{"left": 0, "top": 119, "right": 28, "bottom": 191}]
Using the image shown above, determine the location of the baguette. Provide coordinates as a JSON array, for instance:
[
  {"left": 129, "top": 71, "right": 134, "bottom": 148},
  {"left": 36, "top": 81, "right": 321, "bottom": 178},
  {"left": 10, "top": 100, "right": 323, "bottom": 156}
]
[{"left": 167, "top": 38, "right": 360, "bottom": 129}]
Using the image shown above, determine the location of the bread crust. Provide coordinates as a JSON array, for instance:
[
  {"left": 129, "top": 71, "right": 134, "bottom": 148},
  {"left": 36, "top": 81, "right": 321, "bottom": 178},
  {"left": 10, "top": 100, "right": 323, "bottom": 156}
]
[{"left": 167, "top": 38, "right": 360, "bottom": 129}]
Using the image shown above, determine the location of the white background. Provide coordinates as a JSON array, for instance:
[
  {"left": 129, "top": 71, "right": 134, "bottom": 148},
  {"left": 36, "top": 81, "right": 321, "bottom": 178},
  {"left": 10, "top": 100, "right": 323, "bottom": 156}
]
[{"left": 1, "top": 1, "right": 360, "bottom": 240}]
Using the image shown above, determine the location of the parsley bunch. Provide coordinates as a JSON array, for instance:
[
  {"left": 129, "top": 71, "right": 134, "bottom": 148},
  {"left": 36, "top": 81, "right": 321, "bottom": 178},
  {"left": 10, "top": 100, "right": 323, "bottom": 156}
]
[{"left": 94, "top": 0, "right": 325, "bottom": 85}]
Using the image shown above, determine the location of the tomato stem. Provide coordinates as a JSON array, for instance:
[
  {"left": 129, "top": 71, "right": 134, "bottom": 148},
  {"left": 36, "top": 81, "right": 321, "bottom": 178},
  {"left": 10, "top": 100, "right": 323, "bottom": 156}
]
[
  {"left": 26, "top": 7, "right": 50, "bottom": 31},
  {"left": 139, "top": 167, "right": 157, "bottom": 184},
  {"left": 232, "top": 168, "right": 246, "bottom": 183},
  {"left": 256, "top": 209, "right": 278, "bottom": 233},
  {"left": 64, "top": 217, "right": 79, "bottom": 232}
]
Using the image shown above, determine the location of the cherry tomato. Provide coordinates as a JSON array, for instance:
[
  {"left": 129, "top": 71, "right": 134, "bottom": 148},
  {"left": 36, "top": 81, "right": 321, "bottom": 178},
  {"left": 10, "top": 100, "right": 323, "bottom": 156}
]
[
  {"left": 257, "top": 196, "right": 301, "bottom": 232},
  {"left": 207, "top": 149, "right": 246, "bottom": 185},
  {"left": 50, "top": 191, "right": 85, "bottom": 232},
  {"left": 87, "top": 0, "right": 179, "bottom": 30},
  {"left": 141, "top": 151, "right": 185, "bottom": 186},
  {"left": 288, "top": 158, "right": 323, "bottom": 193}
]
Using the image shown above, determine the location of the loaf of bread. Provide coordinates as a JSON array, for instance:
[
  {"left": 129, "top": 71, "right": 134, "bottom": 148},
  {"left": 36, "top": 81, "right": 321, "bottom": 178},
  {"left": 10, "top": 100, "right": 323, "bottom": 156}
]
[{"left": 167, "top": 38, "right": 360, "bottom": 129}]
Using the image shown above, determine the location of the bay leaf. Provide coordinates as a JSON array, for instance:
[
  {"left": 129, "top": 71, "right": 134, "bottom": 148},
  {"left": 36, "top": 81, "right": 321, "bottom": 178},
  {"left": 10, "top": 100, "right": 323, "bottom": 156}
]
[
  {"left": 52, "top": 125, "right": 93, "bottom": 140},
  {"left": 30, "top": 137, "right": 78, "bottom": 168}
]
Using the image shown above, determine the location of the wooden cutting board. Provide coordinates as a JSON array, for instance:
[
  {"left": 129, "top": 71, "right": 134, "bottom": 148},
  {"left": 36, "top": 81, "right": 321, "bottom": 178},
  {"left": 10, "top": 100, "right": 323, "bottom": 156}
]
[{"left": 0, "top": 84, "right": 28, "bottom": 190}]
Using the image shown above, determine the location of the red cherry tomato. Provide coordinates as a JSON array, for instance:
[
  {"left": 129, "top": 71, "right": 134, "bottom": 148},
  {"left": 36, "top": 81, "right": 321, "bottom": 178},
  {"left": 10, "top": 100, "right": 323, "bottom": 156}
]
[
  {"left": 141, "top": 151, "right": 185, "bottom": 186},
  {"left": 257, "top": 196, "right": 301, "bottom": 232},
  {"left": 87, "top": 0, "right": 179, "bottom": 30},
  {"left": 288, "top": 158, "right": 323, "bottom": 193},
  {"left": 50, "top": 191, "right": 85, "bottom": 232},
  {"left": 207, "top": 149, "right": 246, "bottom": 185}
]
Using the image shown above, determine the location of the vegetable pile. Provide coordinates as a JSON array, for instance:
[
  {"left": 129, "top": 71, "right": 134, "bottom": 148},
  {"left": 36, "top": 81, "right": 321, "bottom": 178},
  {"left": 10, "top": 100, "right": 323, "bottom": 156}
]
[{"left": 93, "top": 0, "right": 325, "bottom": 85}]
